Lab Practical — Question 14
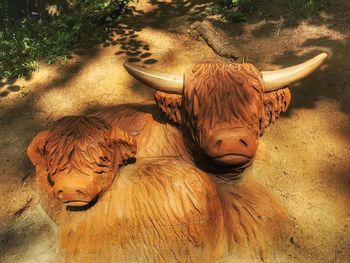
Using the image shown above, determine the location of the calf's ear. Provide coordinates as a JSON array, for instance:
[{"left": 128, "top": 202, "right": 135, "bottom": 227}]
[
  {"left": 27, "top": 130, "right": 50, "bottom": 166},
  {"left": 110, "top": 127, "right": 137, "bottom": 165}
]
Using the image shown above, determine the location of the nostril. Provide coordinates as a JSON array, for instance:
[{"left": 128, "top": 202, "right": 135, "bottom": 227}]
[
  {"left": 76, "top": 190, "right": 86, "bottom": 198},
  {"left": 57, "top": 190, "right": 64, "bottom": 200},
  {"left": 239, "top": 139, "right": 249, "bottom": 147}
]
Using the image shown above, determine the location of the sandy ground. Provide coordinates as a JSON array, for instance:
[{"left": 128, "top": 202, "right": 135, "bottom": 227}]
[{"left": 0, "top": 0, "right": 349, "bottom": 262}]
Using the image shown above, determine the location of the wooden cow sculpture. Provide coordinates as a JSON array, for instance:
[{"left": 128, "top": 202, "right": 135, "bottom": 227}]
[
  {"left": 123, "top": 53, "right": 327, "bottom": 176},
  {"left": 27, "top": 53, "right": 327, "bottom": 262}
]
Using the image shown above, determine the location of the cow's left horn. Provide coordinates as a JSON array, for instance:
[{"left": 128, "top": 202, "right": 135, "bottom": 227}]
[
  {"left": 262, "top": 53, "right": 327, "bottom": 92},
  {"left": 123, "top": 62, "right": 183, "bottom": 94}
]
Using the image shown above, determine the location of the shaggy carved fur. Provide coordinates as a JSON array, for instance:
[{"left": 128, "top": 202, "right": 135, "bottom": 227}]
[
  {"left": 92, "top": 103, "right": 189, "bottom": 160},
  {"left": 27, "top": 110, "right": 289, "bottom": 262},
  {"left": 45, "top": 116, "right": 116, "bottom": 177},
  {"left": 28, "top": 63, "right": 292, "bottom": 262},
  {"left": 262, "top": 89, "right": 291, "bottom": 133},
  {"left": 32, "top": 157, "right": 288, "bottom": 263},
  {"left": 182, "top": 63, "right": 264, "bottom": 139},
  {"left": 28, "top": 116, "right": 137, "bottom": 219},
  {"left": 154, "top": 88, "right": 291, "bottom": 137},
  {"left": 57, "top": 160, "right": 224, "bottom": 262},
  {"left": 154, "top": 92, "right": 182, "bottom": 124},
  {"left": 154, "top": 64, "right": 291, "bottom": 176}
]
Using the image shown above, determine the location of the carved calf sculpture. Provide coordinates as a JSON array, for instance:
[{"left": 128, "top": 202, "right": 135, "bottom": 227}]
[
  {"left": 27, "top": 53, "right": 327, "bottom": 262},
  {"left": 28, "top": 115, "right": 287, "bottom": 262}
]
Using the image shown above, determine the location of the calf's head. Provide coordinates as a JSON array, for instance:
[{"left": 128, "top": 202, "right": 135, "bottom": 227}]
[
  {"left": 124, "top": 53, "right": 327, "bottom": 174},
  {"left": 27, "top": 116, "right": 136, "bottom": 207}
]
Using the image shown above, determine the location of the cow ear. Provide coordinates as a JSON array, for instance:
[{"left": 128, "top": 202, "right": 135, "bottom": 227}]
[
  {"left": 261, "top": 88, "right": 291, "bottom": 135},
  {"left": 154, "top": 91, "right": 182, "bottom": 124},
  {"left": 27, "top": 130, "right": 50, "bottom": 166},
  {"left": 110, "top": 127, "right": 137, "bottom": 165}
]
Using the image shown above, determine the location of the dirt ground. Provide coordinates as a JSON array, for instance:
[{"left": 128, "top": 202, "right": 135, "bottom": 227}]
[{"left": 0, "top": 0, "right": 349, "bottom": 262}]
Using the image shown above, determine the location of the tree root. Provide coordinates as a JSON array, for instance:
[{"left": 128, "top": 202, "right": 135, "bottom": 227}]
[{"left": 190, "top": 20, "right": 240, "bottom": 60}]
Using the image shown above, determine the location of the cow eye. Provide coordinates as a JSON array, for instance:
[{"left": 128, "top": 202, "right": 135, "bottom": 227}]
[
  {"left": 94, "top": 170, "right": 106, "bottom": 175},
  {"left": 97, "top": 163, "right": 108, "bottom": 167},
  {"left": 47, "top": 172, "right": 55, "bottom": 187},
  {"left": 100, "top": 156, "right": 110, "bottom": 162}
]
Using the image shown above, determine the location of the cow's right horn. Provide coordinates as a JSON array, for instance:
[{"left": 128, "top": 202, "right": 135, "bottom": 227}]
[
  {"left": 123, "top": 62, "right": 184, "bottom": 94},
  {"left": 261, "top": 53, "right": 327, "bottom": 92}
]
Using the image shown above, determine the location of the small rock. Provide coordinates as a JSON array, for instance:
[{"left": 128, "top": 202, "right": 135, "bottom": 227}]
[{"left": 290, "top": 237, "right": 299, "bottom": 246}]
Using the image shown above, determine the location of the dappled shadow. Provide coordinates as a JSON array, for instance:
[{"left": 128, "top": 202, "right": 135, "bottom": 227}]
[
  {"left": 251, "top": 20, "right": 286, "bottom": 38},
  {"left": 96, "top": 0, "right": 214, "bottom": 65},
  {"left": 0, "top": 0, "right": 348, "bottom": 182},
  {"left": 0, "top": 47, "right": 106, "bottom": 231},
  {"left": 0, "top": 30, "right": 153, "bottom": 254},
  {"left": 272, "top": 38, "right": 350, "bottom": 117},
  {"left": 0, "top": 205, "right": 57, "bottom": 262},
  {"left": 0, "top": 79, "right": 22, "bottom": 98},
  {"left": 204, "top": 0, "right": 350, "bottom": 119},
  {"left": 249, "top": 0, "right": 350, "bottom": 37},
  {"left": 109, "top": 24, "right": 157, "bottom": 64},
  {"left": 0, "top": 53, "right": 97, "bottom": 123},
  {"left": 131, "top": 0, "right": 212, "bottom": 27},
  {"left": 0, "top": 0, "right": 349, "bottom": 261}
]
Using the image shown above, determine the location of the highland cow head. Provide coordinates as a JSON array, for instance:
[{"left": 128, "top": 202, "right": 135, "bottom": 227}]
[
  {"left": 27, "top": 116, "right": 136, "bottom": 207},
  {"left": 124, "top": 53, "right": 326, "bottom": 175},
  {"left": 180, "top": 63, "right": 263, "bottom": 171}
]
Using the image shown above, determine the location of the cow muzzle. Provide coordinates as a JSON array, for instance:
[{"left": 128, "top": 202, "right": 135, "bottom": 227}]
[
  {"left": 53, "top": 173, "right": 98, "bottom": 207},
  {"left": 203, "top": 127, "right": 258, "bottom": 167}
]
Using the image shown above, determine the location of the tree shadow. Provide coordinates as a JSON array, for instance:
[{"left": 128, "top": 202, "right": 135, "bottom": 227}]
[
  {"left": 201, "top": 0, "right": 350, "bottom": 119},
  {"left": 0, "top": 79, "right": 22, "bottom": 98},
  {"left": 0, "top": 50, "right": 103, "bottom": 210},
  {"left": 0, "top": 0, "right": 348, "bottom": 195},
  {"left": 271, "top": 40, "right": 349, "bottom": 117},
  {"left": 0, "top": 0, "right": 349, "bottom": 259},
  {"left": 96, "top": 0, "right": 214, "bottom": 65},
  {"left": 0, "top": 205, "right": 57, "bottom": 262}
]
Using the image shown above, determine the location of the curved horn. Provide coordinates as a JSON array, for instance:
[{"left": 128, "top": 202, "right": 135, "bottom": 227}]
[
  {"left": 262, "top": 53, "right": 327, "bottom": 92},
  {"left": 123, "top": 62, "right": 183, "bottom": 94}
]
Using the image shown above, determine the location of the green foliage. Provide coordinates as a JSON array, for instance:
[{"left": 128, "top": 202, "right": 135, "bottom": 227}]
[
  {"left": 288, "top": 0, "right": 326, "bottom": 17},
  {"left": 209, "top": 0, "right": 326, "bottom": 23},
  {"left": 0, "top": 0, "right": 130, "bottom": 80},
  {"left": 208, "top": 0, "right": 256, "bottom": 22}
]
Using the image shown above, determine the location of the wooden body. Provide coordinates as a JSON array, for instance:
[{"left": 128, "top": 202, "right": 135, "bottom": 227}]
[
  {"left": 28, "top": 103, "right": 288, "bottom": 262},
  {"left": 28, "top": 63, "right": 293, "bottom": 262}
]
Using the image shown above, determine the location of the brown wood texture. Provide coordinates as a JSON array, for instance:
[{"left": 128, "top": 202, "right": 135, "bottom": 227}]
[
  {"left": 27, "top": 63, "right": 291, "bottom": 262},
  {"left": 27, "top": 116, "right": 137, "bottom": 210},
  {"left": 262, "top": 89, "right": 292, "bottom": 132},
  {"left": 33, "top": 157, "right": 287, "bottom": 262},
  {"left": 154, "top": 63, "right": 291, "bottom": 177}
]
